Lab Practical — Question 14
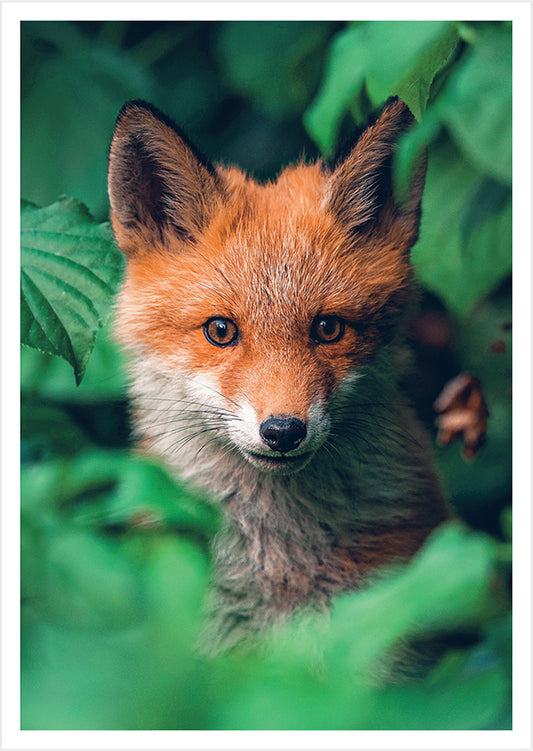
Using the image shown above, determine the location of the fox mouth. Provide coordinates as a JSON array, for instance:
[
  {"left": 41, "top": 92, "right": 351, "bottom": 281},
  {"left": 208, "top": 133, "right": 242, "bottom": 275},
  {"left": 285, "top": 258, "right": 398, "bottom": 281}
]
[{"left": 242, "top": 449, "right": 313, "bottom": 473}]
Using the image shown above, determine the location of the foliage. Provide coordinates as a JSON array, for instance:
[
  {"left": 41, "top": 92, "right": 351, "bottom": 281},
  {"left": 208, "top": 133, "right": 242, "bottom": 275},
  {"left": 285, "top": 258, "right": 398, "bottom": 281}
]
[
  {"left": 20, "top": 21, "right": 511, "bottom": 731},
  {"left": 21, "top": 198, "right": 123, "bottom": 384}
]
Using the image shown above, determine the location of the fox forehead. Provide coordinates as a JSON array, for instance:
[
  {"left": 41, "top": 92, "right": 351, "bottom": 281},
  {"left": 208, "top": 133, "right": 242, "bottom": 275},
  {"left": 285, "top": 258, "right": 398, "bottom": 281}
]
[
  {"left": 205, "top": 161, "right": 336, "bottom": 270},
  {"left": 128, "top": 165, "right": 338, "bottom": 301},
  {"left": 207, "top": 173, "right": 347, "bottom": 323},
  {"left": 120, "top": 166, "right": 412, "bottom": 365}
]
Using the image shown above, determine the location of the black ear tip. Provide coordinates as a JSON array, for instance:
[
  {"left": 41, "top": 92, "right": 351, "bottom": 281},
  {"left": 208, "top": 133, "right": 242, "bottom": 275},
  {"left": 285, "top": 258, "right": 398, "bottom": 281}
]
[
  {"left": 382, "top": 95, "right": 413, "bottom": 115},
  {"left": 115, "top": 99, "right": 168, "bottom": 127},
  {"left": 118, "top": 98, "right": 154, "bottom": 113},
  {"left": 114, "top": 101, "right": 194, "bottom": 142}
]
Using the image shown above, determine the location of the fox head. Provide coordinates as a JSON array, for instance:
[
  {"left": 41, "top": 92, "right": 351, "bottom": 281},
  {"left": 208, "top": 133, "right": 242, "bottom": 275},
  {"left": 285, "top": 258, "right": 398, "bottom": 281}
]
[{"left": 108, "top": 98, "right": 426, "bottom": 474}]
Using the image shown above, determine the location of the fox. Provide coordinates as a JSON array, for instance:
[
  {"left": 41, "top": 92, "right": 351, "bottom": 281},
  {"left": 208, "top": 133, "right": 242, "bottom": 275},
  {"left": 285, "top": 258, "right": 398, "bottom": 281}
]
[{"left": 108, "top": 97, "right": 452, "bottom": 664}]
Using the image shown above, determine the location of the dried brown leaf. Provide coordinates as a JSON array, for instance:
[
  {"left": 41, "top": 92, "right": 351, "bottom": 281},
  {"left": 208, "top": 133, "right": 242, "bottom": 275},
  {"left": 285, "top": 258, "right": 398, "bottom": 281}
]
[{"left": 434, "top": 373, "right": 489, "bottom": 458}]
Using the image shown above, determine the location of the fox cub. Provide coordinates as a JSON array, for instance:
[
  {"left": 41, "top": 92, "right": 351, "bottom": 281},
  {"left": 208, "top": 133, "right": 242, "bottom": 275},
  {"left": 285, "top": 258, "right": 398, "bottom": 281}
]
[{"left": 108, "top": 97, "right": 450, "bottom": 655}]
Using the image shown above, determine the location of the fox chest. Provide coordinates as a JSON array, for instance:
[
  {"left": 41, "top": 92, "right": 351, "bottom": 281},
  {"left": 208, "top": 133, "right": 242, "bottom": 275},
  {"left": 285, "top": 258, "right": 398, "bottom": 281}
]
[{"left": 222, "top": 502, "right": 433, "bottom": 613}]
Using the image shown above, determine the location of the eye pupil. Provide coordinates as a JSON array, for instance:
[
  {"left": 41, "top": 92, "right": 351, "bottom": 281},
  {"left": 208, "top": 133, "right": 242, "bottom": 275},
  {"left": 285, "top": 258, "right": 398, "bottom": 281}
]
[
  {"left": 204, "top": 318, "right": 238, "bottom": 347},
  {"left": 312, "top": 315, "right": 344, "bottom": 343}
]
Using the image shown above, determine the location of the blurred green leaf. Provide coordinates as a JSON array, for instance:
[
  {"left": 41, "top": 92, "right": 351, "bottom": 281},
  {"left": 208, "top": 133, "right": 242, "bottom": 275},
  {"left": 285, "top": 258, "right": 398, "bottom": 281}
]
[
  {"left": 500, "top": 509, "right": 512, "bottom": 542},
  {"left": 303, "top": 25, "right": 369, "bottom": 154},
  {"left": 412, "top": 139, "right": 511, "bottom": 315},
  {"left": 394, "top": 24, "right": 459, "bottom": 120},
  {"left": 21, "top": 398, "right": 92, "bottom": 461},
  {"left": 366, "top": 21, "right": 459, "bottom": 119},
  {"left": 21, "top": 23, "right": 157, "bottom": 217},
  {"left": 320, "top": 524, "right": 500, "bottom": 677},
  {"left": 23, "top": 528, "right": 145, "bottom": 631},
  {"left": 304, "top": 21, "right": 458, "bottom": 155},
  {"left": 21, "top": 449, "right": 217, "bottom": 638},
  {"left": 21, "top": 531, "right": 213, "bottom": 729},
  {"left": 439, "top": 24, "right": 511, "bottom": 184},
  {"left": 21, "top": 198, "right": 123, "bottom": 384},
  {"left": 21, "top": 321, "right": 127, "bottom": 401},
  {"left": 74, "top": 451, "right": 220, "bottom": 537},
  {"left": 459, "top": 176, "right": 511, "bottom": 244},
  {"left": 370, "top": 662, "right": 508, "bottom": 730},
  {"left": 22, "top": 449, "right": 219, "bottom": 538}
]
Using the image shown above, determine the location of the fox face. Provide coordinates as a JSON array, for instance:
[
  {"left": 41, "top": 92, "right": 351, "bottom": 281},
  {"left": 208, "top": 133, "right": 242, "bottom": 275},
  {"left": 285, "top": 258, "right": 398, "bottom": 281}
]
[{"left": 109, "top": 98, "right": 426, "bottom": 476}]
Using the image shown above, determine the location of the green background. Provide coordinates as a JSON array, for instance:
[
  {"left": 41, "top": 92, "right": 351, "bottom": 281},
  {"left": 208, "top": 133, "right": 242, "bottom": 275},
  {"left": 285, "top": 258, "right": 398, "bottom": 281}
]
[{"left": 21, "top": 21, "right": 512, "bottom": 730}]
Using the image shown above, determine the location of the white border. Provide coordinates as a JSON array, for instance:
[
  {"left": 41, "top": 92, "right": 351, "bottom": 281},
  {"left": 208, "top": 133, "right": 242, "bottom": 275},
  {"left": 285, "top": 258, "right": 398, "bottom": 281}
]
[
  {"left": 3, "top": 3, "right": 531, "bottom": 750},
  {"left": 0, "top": 1, "right": 529, "bottom": 22}
]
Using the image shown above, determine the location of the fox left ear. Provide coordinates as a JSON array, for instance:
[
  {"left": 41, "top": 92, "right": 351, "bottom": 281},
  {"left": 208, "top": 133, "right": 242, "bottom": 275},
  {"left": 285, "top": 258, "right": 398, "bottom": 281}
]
[
  {"left": 326, "top": 97, "right": 427, "bottom": 247},
  {"left": 108, "top": 100, "right": 225, "bottom": 255}
]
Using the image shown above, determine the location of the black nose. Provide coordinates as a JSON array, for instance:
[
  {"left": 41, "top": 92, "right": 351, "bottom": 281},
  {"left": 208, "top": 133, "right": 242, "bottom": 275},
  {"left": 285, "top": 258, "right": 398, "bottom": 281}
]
[{"left": 259, "top": 415, "right": 307, "bottom": 453}]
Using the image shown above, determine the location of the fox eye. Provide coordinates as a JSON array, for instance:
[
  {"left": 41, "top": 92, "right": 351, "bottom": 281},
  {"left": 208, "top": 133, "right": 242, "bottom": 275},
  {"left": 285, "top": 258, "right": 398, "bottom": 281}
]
[
  {"left": 311, "top": 315, "right": 345, "bottom": 344},
  {"left": 203, "top": 317, "right": 239, "bottom": 347}
]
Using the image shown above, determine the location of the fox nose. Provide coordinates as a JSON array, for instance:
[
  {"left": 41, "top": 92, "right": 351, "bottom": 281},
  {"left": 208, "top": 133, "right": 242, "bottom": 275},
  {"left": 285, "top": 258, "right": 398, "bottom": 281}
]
[{"left": 259, "top": 415, "right": 307, "bottom": 453}]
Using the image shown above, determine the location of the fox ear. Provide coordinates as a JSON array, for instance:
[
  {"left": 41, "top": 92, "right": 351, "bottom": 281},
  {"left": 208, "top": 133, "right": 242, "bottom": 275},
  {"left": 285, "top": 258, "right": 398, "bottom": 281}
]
[
  {"left": 326, "top": 97, "right": 426, "bottom": 246},
  {"left": 108, "top": 100, "right": 224, "bottom": 254}
]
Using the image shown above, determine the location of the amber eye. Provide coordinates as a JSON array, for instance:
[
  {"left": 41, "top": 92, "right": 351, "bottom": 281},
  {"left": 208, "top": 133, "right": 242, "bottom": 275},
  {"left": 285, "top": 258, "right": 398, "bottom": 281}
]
[
  {"left": 203, "top": 317, "right": 239, "bottom": 347},
  {"left": 311, "top": 315, "right": 345, "bottom": 344}
]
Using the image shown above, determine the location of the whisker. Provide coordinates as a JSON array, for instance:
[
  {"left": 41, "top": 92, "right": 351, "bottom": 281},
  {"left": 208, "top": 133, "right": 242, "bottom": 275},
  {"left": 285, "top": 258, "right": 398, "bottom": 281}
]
[
  {"left": 134, "top": 395, "right": 236, "bottom": 416},
  {"left": 145, "top": 421, "right": 223, "bottom": 444},
  {"left": 135, "top": 384, "right": 242, "bottom": 413},
  {"left": 137, "top": 412, "right": 235, "bottom": 429},
  {"left": 334, "top": 415, "right": 424, "bottom": 450},
  {"left": 193, "top": 433, "right": 236, "bottom": 462},
  {"left": 165, "top": 426, "right": 223, "bottom": 456},
  {"left": 193, "top": 381, "right": 243, "bottom": 411}
]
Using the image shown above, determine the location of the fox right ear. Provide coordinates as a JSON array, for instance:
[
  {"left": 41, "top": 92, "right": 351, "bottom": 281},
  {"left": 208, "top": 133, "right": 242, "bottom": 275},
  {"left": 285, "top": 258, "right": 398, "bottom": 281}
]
[
  {"left": 108, "top": 100, "right": 224, "bottom": 255},
  {"left": 326, "top": 97, "right": 426, "bottom": 249}
]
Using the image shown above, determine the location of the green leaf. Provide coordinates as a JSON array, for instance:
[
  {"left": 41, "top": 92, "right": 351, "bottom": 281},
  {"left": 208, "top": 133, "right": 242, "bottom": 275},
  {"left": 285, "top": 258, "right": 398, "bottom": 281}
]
[
  {"left": 25, "top": 528, "right": 145, "bottom": 631},
  {"left": 459, "top": 176, "right": 511, "bottom": 244},
  {"left": 21, "top": 197, "right": 124, "bottom": 384},
  {"left": 439, "top": 24, "right": 511, "bottom": 184},
  {"left": 71, "top": 451, "right": 220, "bottom": 538},
  {"left": 21, "top": 532, "right": 212, "bottom": 730},
  {"left": 22, "top": 449, "right": 219, "bottom": 538},
  {"left": 21, "top": 398, "right": 92, "bottom": 461},
  {"left": 304, "top": 21, "right": 458, "bottom": 156},
  {"left": 303, "top": 25, "right": 369, "bottom": 155},
  {"left": 412, "top": 139, "right": 511, "bottom": 315},
  {"left": 21, "top": 449, "right": 217, "bottom": 635},
  {"left": 396, "top": 22, "right": 460, "bottom": 118},
  {"left": 21, "top": 24, "right": 157, "bottom": 217},
  {"left": 372, "top": 663, "right": 508, "bottom": 730},
  {"left": 363, "top": 21, "right": 459, "bottom": 119}
]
